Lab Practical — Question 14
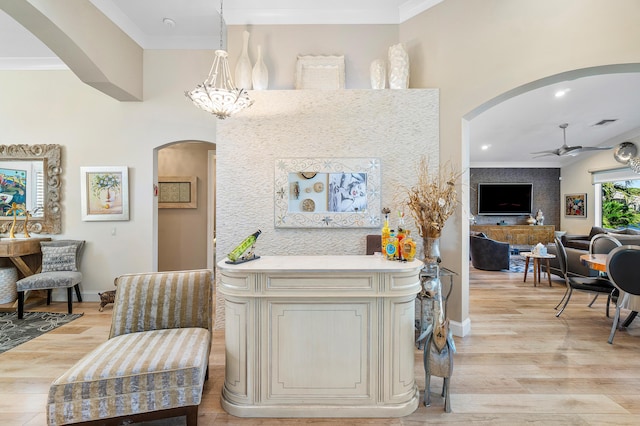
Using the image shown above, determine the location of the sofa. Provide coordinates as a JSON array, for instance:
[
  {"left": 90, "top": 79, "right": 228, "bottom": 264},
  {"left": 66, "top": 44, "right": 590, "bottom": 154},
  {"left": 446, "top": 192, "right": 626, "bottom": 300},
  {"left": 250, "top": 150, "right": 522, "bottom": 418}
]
[
  {"left": 470, "top": 232, "right": 511, "bottom": 271},
  {"left": 544, "top": 226, "right": 640, "bottom": 278},
  {"left": 47, "top": 269, "right": 212, "bottom": 426}
]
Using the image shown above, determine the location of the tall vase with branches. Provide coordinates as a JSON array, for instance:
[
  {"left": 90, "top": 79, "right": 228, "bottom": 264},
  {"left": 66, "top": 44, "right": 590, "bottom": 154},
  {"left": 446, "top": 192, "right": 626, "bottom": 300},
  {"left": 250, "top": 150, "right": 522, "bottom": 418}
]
[
  {"left": 406, "top": 156, "right": 461, "bottom": 352},
  {"left": 406, "top": 156, "right": 461, "bottom": 267}
]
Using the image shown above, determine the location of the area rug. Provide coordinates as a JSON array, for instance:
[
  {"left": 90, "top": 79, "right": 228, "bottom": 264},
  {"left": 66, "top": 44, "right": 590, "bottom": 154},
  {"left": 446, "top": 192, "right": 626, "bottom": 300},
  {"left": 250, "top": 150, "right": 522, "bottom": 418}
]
[
  {"left": 510, "top": 255, "right": 534, "bottom": 273},
  {"left": 0, "top": 312, "right": 83, "bottom": 354}
]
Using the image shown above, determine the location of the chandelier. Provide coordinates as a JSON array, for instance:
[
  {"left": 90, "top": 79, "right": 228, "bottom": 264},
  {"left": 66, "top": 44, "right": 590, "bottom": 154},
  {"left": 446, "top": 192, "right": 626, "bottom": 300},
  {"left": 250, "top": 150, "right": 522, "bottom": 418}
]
[{"left": 185, "top": 0, "right": 253, "bottom": 119}]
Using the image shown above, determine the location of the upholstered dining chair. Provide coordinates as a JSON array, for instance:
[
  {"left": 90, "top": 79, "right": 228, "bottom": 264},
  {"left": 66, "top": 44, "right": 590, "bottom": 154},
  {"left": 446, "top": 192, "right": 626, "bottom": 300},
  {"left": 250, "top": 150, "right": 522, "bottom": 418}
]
[
  {"left": 553, "top": 237, "right": 618, "bottom": 318},
  {"left": 606, "top": 245, "right": 640, "bottom": 344},
  {"left": 586, "top": 234, "right": 622, "bottom": 316},
  {"left": 16, "top": 240, "right": 85, "bottom": 319}
]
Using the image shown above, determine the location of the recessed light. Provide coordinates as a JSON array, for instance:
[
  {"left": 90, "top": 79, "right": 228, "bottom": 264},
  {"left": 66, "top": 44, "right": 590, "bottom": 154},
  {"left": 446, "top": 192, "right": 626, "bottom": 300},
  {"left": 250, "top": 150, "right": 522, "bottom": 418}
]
[
  {"left": 555, "top": 88, "right": 570, "bottom": 98},
  {"left": 481, "top": 144, "right": 491, "bottom": 150}
]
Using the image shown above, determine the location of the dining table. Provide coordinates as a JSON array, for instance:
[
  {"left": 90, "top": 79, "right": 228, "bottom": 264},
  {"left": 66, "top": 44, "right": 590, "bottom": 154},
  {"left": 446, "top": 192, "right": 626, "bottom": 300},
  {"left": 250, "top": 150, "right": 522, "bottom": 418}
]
[{"left": 580, "top": 253, "right": 638, "bottom": 327}]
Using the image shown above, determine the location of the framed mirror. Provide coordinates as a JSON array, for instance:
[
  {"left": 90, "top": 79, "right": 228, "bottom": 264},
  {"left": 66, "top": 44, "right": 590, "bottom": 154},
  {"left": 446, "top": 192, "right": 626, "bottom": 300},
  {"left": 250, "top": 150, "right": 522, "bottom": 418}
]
[
  {"left": 275, "top": 158, "right": 381, "bottom": 228},
  {"left": 0, "top": 144, "right": 62, "bottom": 234}
]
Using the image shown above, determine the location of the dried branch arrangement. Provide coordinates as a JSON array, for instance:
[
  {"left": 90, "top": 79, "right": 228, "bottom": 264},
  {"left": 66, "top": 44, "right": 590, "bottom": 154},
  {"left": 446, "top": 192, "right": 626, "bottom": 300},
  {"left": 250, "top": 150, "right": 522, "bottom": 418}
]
[{"left": 406, "top": 156, "right": 462, "bottom": 239}]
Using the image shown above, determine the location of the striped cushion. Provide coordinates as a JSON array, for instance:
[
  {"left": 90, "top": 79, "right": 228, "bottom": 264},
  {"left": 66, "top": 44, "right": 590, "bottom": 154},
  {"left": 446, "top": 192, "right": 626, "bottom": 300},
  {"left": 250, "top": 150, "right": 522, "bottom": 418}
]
[
  {"left": 47, "top": 327, "right": 210, "bottom": 425},
  {"left": 109, "top": 269, "right": 212, "bottom": 338}
]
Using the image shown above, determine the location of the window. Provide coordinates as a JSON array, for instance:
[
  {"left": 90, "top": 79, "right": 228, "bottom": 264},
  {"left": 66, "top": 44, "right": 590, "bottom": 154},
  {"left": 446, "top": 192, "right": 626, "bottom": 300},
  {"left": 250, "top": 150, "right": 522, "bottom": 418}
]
[
  {"left": 591, "top": 168, "right": 640, "bottom": 229},
  {"left": 601, "top": 180, "right": 640, "bottom": 229}
]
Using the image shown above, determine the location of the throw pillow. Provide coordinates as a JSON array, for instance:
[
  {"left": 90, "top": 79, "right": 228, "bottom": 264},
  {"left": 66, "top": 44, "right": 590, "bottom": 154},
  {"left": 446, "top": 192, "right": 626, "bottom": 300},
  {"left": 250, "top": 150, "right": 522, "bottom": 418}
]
[{"left": 41, "top": 245, "right": 77, "bottom": 272}]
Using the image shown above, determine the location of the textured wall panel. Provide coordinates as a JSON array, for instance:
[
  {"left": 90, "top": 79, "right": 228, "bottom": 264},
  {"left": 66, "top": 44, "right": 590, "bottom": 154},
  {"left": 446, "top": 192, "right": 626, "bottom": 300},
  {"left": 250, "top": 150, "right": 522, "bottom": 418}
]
[
  {"left": 470, "top": 168, "right": 561, "bottom": 228},
  {"left": 215, "top": 89, "right": 439, "bottom": 328}
]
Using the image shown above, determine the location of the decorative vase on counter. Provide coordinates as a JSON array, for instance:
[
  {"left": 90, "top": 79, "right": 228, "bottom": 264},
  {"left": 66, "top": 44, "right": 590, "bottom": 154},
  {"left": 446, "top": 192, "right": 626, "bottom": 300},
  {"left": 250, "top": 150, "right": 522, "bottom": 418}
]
[
  {"left": 535, "top": 209, "right": 545, "bottom": 226},
  {"left": 252, "top": 45, "right": 269, "bottom": 90},
  {"left": 388, "top": 43, "right": 409, "bottom": 89},
  {"left": 423, "top": 236, "right": 441, "bottom": 274},
  {"left": 527, "top": 215, "right": 537, "bottom": 226},
  {"left": 235, "top": 30, "right": 253, "bottom": 90},
  {"left": 370, "top": 59, "right": 386, "bottom": 89}
]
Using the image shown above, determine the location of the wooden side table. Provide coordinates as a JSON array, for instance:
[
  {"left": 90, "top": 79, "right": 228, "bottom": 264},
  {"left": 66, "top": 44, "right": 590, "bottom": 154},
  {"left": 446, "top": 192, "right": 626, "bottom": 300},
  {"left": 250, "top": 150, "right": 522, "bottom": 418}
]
[{"left": 521, "top": 251, "right": 556, "bottom": 287}]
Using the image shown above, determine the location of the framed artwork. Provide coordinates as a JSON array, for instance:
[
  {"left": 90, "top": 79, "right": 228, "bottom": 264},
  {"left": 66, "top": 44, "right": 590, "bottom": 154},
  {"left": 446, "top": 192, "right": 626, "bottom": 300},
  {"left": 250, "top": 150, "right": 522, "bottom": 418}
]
[
  {"left": 274, "top": 158, "right": 381, "bottom": 228},
  {"left": 80, "top": 166, "right": 129, "bottom": 221},
  {"left": 565, "top": 193, "right": 587, "bottom": 218},
  {"left": 295, "top": 55, "right": 345, "bottom": 90},
  {"left": 158, "top": 176, "right": 197, "bottom": 209}
]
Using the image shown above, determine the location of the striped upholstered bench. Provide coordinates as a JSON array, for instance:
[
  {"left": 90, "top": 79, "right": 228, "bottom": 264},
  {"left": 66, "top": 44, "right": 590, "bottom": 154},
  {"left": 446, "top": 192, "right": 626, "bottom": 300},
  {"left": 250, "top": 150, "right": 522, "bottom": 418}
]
[{"left": 47, "top": 269, "right": 212, "bottom": 426}]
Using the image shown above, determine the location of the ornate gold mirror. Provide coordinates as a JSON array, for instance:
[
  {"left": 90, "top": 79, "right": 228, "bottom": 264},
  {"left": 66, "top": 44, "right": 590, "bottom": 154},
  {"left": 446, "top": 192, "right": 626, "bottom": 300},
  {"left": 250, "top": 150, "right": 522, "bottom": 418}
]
[{"left": 0, "top": 144, "right": 62, "bottom": 234}]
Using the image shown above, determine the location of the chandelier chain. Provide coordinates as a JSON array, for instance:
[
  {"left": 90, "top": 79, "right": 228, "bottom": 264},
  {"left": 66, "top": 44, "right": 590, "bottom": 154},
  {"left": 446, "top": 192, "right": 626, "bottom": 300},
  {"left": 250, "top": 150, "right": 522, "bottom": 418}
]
[{"left": 219, "top": 0, "right": 224, "bottom": 50}]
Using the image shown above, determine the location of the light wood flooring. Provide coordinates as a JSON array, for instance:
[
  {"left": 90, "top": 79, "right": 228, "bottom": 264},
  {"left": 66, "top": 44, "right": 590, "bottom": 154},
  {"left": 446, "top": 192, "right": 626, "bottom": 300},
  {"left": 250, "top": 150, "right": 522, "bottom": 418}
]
[{"left": 2, "top": 266, "right": 640, "bottom": 425}]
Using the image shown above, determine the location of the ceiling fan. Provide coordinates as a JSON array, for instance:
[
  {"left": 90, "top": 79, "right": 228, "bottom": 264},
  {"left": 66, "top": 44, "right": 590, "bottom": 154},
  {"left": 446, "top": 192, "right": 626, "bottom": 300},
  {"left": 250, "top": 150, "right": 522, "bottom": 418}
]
[{"left": 531, "top": 123, "right": 612, "bottom": 157}]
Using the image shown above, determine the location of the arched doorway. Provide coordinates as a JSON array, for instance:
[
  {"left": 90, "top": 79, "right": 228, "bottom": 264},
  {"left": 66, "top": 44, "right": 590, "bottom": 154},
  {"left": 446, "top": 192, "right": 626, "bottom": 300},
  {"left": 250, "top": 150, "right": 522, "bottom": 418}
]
[{"left": 156, "top": 141, "right": 216, "bottom": 271}]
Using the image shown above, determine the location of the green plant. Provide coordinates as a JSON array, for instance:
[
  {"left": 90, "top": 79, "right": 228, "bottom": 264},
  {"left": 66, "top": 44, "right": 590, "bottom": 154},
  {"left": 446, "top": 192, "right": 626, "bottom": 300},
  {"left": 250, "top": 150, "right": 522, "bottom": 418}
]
[{"left": 91, "top": 174, "right": 120, "bottom": 198}]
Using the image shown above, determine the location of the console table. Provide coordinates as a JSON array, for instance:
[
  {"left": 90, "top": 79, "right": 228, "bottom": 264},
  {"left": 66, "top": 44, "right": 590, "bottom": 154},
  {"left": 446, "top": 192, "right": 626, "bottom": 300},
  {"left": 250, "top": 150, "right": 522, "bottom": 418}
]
[
  {"left": 471, "top": 225, "right": 555, "bottom": 245},
  {"left": 218, "top": 255, "right": 422, "bottom": 418},
  {"left": 0, "top": 237, "right": 51, "bottom": 277}
]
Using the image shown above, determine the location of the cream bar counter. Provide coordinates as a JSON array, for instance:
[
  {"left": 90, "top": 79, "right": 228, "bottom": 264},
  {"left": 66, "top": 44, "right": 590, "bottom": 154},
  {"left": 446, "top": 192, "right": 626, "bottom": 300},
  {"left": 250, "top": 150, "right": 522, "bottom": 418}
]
[{"left": 218, "top": 255, "right": 423, "bottom": 418}]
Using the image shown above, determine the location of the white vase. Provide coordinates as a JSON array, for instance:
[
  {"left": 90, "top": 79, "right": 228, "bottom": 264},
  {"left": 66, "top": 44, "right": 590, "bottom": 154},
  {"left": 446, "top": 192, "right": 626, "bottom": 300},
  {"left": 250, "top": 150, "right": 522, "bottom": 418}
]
[
  {"left": 388, "top": 43, "right": 410, "bottom": 89},
  {"left": 252, "top": 45, "right": 269, "bottom": 90},
  {"left": 370, "top": 59, "right": 386, "bottom": 89},
  {"left": 235, "top": 30, "right": 252, "bottom": 90}
]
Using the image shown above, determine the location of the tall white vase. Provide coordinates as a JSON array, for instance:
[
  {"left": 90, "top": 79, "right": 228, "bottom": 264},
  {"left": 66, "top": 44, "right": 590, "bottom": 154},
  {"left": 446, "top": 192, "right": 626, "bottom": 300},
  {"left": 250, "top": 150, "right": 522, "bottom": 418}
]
[
  {"left": 235, "top": 30, "right": 252, "bottom": 90},
  {"left": 252, "top": 45, "right": 269, "bottom": 90},
  {"left": 370, "top": 59, "right": 386, "bottom": 89},
  {"left": 388, "top": 43, "right": 410, "bottom": 89}
]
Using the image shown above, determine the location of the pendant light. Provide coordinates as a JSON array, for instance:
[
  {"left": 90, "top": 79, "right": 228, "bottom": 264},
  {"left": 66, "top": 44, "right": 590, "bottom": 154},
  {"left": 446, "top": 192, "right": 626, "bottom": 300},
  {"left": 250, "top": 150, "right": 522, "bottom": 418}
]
[{"left": 185, "top": 0, "right": 253, "bottom": 119}]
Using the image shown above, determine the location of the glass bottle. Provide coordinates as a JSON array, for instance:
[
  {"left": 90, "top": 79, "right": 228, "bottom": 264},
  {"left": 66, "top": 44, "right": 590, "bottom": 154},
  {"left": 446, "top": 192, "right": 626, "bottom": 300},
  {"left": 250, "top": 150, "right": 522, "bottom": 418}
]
[
  {"left": 401, "top": 230, "right": 416, "bottom": 261},
  {"left": 228, "top": 230, "right": 261, "bottom": 262},
  {"left": 386, "top": 230, "right": 398, "bottom": 260},
  {"left": 381, "top": 213, "right": 390, "bottom": 257}
]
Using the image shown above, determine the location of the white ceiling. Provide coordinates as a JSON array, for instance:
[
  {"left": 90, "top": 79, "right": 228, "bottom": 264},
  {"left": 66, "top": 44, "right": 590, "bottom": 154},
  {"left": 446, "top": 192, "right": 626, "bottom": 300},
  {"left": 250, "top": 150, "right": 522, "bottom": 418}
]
[{"left": 1, "top": 0, "right": 639, "bottom": 168}]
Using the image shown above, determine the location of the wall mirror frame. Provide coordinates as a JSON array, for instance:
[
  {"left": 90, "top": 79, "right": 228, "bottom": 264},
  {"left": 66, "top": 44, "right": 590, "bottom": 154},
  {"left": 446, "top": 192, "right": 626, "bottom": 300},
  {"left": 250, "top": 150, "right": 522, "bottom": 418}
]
[
  {"left": 0, "top": 144, "right": 62, "bottom": 234},
  {"left": 275, "top": 157, "right": 381, "bottom": 228}
]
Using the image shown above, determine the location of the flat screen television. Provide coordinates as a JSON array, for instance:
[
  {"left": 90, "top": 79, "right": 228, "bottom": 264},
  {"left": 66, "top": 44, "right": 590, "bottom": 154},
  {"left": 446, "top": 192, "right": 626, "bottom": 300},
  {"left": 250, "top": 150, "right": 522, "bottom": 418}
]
[{"left": 477, "top": 183, "right": 533, "bottom": 215}]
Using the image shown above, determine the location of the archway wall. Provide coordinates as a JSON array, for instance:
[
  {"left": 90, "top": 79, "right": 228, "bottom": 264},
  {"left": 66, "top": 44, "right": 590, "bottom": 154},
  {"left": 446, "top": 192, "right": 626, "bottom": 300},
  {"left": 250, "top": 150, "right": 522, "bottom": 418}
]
[
  {"left": 400, "top": 0, "right": 640, "bottom": 335},
  {"left": 157, "top": 141, "right": 214, "bottom": 271}
]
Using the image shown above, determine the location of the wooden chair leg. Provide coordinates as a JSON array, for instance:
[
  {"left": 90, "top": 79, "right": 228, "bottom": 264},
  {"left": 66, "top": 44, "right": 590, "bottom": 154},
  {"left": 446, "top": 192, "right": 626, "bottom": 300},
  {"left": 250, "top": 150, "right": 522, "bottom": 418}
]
[
  {"left": 18, "top": 291, "right": 25, "bottom": 319},
  {"left": 67, "top": 287, "right": 73, "bottom": 314},
  {"left": 74, "top": 284, "right": 82, "bottom": 302}
]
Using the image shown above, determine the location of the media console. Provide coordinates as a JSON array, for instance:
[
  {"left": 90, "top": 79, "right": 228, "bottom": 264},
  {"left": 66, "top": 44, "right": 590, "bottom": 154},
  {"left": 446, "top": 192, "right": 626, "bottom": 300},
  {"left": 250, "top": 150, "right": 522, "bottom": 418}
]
[{"left": 471, "top": 225, "right": 555, "bottom": 245}]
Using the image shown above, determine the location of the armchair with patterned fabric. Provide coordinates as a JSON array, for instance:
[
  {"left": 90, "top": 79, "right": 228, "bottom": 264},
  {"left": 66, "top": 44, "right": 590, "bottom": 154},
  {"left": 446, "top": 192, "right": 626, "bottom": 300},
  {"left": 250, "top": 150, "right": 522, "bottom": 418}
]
[{"left": 47, "top": 269, "right": 213, "bottom": 426}]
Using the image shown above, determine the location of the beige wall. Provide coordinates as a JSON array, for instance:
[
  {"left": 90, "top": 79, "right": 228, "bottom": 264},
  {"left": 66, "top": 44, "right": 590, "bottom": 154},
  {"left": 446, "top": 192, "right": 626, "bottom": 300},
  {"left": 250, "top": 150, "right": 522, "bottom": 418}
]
[
  {"left": 400, "top": 0, "right": 640, "bottom": 335},
  {"left": 561, "top": 133, "right": 640, "bottom": 235},
  {"left": 158, "top": 142, "right": 213, "bottom": 271},
  {"left": 227, "top": 25, "right": 398, "bottom": 90}
]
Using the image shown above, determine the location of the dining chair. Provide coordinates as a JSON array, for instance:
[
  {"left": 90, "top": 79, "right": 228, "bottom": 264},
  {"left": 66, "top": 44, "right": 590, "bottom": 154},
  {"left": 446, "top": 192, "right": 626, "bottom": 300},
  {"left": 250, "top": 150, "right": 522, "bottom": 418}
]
[
  {"left": 553, "top": 237, "right": 618, "bottom": 318},
  {"left": 16, "top": 240, "right": 85, "bottom": 319},
  {"left": 606, "top": 245, "right": 640, "bottom": 344},
  {"left": 586, "top": 234, "right": 622, "bottom": 315}
]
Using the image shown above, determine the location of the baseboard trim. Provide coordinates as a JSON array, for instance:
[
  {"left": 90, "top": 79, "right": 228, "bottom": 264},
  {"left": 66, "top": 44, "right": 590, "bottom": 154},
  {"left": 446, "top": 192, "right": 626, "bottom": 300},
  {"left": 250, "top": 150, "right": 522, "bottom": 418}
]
[{"left": 449, "top": 317, "right": 471, "bottom": 337}]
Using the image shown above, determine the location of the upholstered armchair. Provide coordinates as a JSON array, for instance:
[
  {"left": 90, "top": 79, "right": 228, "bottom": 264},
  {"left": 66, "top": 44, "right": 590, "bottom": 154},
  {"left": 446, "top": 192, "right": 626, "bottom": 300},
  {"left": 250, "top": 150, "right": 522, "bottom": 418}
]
[
  {"left": 47, "top": 269, "right": 213, "bottom": 426},
  {"left": 469, "top": 234, "right": 510, "bottom": 271},
  {"left": 16, "top": 240, "right": 85, "bottom": 319}
]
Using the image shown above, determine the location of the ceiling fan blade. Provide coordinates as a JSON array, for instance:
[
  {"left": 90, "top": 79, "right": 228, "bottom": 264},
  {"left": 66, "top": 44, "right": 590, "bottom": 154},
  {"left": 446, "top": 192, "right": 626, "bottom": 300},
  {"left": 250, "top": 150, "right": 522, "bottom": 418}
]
[
  {"left": 579, "top": 146, "right": 613, "bottom": 152},
  {"left": 531, "top": 152, "right": 559, "bottom": 158},
  {"left": 530, "top": 149, "right": 559, "bottom": 155}
]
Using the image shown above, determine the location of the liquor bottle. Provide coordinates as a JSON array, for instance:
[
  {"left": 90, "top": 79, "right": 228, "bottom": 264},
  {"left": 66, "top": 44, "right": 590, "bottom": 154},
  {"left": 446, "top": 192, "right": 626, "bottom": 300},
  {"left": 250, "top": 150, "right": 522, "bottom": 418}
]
[
  {"left": 396, "top": 211, "right": 406, "bottom": 259},
  {"left": 228, "top": 230, "right": 261, "bottom": 262},
  {"left": 386, "top": 230, "right": 398, "bottom": 260},
  {"left": 401, "top": 230, "right": 417, "bottom": 261},
  {"left": 381, "top": 213, "right": 390, "bottom": 257}
]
